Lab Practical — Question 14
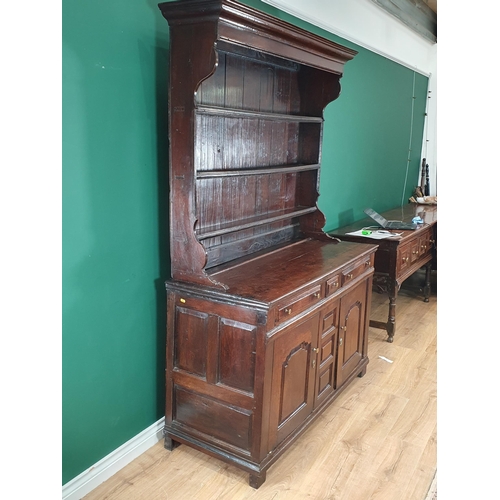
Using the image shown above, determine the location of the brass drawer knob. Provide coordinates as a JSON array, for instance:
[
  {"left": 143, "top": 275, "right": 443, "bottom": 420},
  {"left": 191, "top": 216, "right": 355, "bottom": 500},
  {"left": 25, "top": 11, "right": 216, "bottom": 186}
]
[
  {"left": 284, "top": 308, "right": 292, "bottom": 315},
  {"left": 347, "top": 273, "right": 353, "bottom": 279},
  {"left": 312, "top": 347, "right": 319, "bottom": 353},
  {"left": 339, "top": 337, "right": 343, "bottom": 346},
  {"left": 313, "top": 292, "right": 320, "bottom": 298}
]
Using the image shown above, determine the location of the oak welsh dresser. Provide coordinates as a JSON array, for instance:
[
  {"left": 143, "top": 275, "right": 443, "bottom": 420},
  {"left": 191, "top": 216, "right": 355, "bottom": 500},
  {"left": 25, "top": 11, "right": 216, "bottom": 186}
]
[{"left": 158, "top": 0, "right": 378, "bottom": 488}]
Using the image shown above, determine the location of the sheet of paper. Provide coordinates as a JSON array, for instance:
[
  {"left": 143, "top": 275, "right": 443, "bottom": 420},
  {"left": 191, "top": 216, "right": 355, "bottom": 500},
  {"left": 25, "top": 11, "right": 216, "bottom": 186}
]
[{"left": 345, "top": 229, "right": 401, "bottom": 239}]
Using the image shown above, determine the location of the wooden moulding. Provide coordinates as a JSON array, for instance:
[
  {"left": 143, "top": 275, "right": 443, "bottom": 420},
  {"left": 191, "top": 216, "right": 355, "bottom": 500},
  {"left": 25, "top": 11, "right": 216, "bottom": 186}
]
[{"left": 159, "top": 0, "right": 358, "bottom": 73}]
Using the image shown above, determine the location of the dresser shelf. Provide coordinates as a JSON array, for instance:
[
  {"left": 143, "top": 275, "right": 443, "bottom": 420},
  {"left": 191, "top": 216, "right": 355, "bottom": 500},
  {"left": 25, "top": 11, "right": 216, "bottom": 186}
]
[
  {"left": 196, "top": 206, "right": 317, "bottom": 240},
  {"left": 196, "top": 163, "right": 320, "bottom": 178},
  {"left": 196, "top": 105, "right": 323, "bottom": 123}
]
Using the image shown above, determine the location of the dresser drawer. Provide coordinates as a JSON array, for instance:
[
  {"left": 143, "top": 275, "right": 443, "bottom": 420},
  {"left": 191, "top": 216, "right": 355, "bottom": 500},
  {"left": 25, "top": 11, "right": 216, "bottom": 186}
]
[
  {"left": 277, "top": 284, "right": 323, "bottom": 323},
  {"left": 325, "top": 274, "right": 341, "bottom": 297},
  {"left": 341, "top": 255, "right": 373, "bottom": 286}
]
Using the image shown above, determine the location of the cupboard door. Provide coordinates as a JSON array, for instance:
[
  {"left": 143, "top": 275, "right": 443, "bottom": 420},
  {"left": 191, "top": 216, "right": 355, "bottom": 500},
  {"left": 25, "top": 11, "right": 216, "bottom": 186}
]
[
  {"left": 336, "top": 282, "right": 367, "bottom": 387},
  {"left": 269, "top": 314, "right": 319, "bottom": 448},
  {"left": 314, "top": 298, "right": 340, "bottom": 408}
]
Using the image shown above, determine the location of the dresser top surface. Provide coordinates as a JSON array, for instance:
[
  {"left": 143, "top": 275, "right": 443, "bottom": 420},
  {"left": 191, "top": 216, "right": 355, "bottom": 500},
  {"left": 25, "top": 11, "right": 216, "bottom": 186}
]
[{"left": 208, "top": 238, "right": 377, "bottom": 303}]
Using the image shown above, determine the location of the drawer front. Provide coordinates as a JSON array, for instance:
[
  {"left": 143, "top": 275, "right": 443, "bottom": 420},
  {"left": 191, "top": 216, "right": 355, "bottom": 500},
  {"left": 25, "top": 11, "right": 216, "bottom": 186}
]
[
  {"left": 419, "top": 230, "right": 431, "bottom": 257},
  {"left": 277, "top": 284, "right": 322, "bottom": 323},
  {"left": 398, "top": 229, "right": 433, "bottom": 273},
  {"left": 410, "top": 239, "right": 421, "bottom": 264},
  {"left": 398, "top": 243, "right": 411, "bottom": 274},
  {"left": 341, "top": 255, "right": 373, "bottom": 286},
  {"left": 325, "top": 274, "right": 341, "bottom": 297}
]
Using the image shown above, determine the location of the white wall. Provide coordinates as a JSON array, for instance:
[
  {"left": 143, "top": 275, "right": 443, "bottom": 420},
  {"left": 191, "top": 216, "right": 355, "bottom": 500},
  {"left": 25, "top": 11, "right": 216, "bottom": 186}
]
[{"left": 262, "top": 0, "right": 437, "bottom": 196}]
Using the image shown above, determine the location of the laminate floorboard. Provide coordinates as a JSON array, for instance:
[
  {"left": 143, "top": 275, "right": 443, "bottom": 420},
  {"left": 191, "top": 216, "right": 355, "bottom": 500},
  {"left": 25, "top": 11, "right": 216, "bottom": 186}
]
[{"left": 83, "top": 271, "right": 437, "bottom": 500}]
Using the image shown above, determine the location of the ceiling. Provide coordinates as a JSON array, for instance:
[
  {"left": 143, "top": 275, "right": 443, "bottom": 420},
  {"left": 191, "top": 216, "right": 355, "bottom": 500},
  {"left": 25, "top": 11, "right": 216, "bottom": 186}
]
[{"left": 371, "top": 0, "right": 437, "bottom": 42}]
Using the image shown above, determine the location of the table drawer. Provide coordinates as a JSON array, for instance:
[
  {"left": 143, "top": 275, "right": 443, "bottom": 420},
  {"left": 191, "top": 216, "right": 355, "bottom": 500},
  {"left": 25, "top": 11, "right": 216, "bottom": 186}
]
[
  {"left": 341, "top": 256, "right": 373, "bottom": 286},
  {"left": 398, "top": 229, "right": 433, "bottom": 273},
  {"left": 277, "top": 284, "right": 323, "bottom": 323},
  {"left": 410, "top": 239, "right": 421, "bottom": 264},
  {"left": 419, "top": 230, "right": 432, "bottom": 257},
  {"left": 397, "top": 243, "right": 411, "bottom": 274}
]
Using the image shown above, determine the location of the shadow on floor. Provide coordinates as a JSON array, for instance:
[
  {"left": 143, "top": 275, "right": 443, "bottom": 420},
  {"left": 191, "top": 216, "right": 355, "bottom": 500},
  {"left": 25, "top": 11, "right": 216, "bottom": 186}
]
[{"left": 399, "top": 269, "right": 437, "bottom": 299}]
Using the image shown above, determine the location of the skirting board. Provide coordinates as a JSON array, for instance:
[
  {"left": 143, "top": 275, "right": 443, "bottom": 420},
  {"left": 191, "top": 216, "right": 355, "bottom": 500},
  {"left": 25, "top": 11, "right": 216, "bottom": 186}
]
[{"left": 62, "top": 417, "right": 165, "bottom": 500}]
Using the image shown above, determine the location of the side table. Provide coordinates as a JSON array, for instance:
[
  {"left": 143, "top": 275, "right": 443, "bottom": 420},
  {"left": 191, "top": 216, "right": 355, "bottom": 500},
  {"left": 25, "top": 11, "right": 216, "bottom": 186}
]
[{"left": 329, "top": 204, "right": 437, "bottom": 342}]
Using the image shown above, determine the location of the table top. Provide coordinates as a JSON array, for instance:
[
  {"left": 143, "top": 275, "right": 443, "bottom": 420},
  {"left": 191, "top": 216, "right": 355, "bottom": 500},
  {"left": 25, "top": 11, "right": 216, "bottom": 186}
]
[{"left": 328, "top": 204, "right": 437, "bottom": 244}]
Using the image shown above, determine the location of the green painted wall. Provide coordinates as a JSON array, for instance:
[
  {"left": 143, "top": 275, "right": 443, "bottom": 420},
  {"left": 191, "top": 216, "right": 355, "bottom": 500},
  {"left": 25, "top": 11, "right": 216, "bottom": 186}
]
[
  {"left": 62, "top": 0, "right": 428, "bottom": 485},
  {"left": 62, "top": 0, "right": 171, "bottom": 485},
  {"left": 320, "top": 51, "right": 428, "bottom": 231}
]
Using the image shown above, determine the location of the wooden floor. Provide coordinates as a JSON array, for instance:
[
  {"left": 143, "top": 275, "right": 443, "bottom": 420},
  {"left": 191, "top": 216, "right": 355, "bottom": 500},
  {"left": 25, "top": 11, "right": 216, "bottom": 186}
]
[{"left": 84, "top": 271, "right": 437, "bottom": 500}]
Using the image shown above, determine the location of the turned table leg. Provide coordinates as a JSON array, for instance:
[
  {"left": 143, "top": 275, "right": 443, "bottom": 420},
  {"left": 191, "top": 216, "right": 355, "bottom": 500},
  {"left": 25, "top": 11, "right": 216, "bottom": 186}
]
[
  {"left": 423, "top": 261, "right": 432, "bottom": 302},
  {"left": 369, "top": 274, "right": 398, "bottom": 342},
  {"left": 386, "top": 298, "right": 396, "bottom": 342},
  {"left": 385, "top": 280, "right": 399, "bottom": 343}
]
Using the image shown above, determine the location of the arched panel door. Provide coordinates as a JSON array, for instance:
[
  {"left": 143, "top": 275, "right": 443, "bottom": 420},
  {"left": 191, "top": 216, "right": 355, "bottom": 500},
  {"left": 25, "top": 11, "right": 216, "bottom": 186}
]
[
  {"left": 269, "top": 314, "right": 319, "bottom": 449},
  {"left": 336, "top": 281, "right": 368, "bottom": 387}
]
